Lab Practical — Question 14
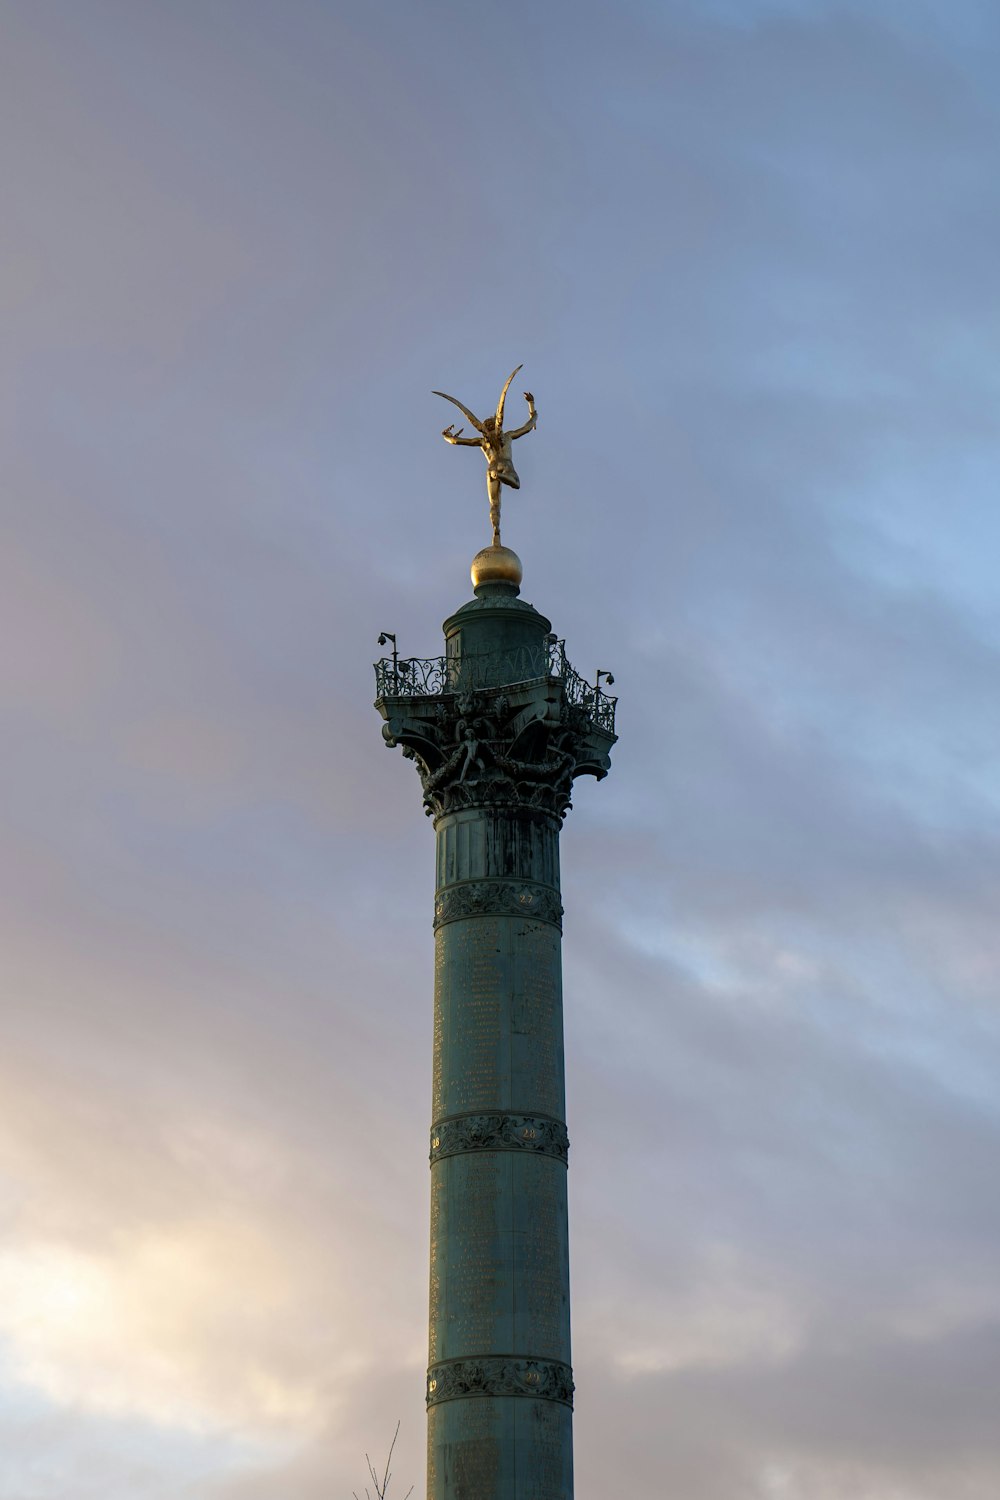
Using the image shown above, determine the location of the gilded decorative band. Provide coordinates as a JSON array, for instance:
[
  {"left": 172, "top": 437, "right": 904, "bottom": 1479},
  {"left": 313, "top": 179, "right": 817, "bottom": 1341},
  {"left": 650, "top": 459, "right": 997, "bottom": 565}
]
[
  {"left": 430, "top": 1113, "right": 569, "bottom": 1165},
  {"left": 426, "top": 1356, "right": 574, "bottom": 1409},
  {"left": 433, "top": 879, "right": 563, "bottom": 931}
]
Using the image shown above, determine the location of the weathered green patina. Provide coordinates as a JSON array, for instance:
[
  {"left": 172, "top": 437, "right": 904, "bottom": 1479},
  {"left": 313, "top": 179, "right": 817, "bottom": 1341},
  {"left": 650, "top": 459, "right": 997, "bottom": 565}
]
[{"left": 375, "top": 569, "right": 615, "bottom": 1500}]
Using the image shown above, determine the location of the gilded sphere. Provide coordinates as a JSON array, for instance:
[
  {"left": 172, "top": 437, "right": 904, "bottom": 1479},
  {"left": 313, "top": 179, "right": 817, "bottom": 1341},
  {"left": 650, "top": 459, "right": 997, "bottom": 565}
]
[{"left": 471, "top": 544, "right": 523, "bottom": 588}]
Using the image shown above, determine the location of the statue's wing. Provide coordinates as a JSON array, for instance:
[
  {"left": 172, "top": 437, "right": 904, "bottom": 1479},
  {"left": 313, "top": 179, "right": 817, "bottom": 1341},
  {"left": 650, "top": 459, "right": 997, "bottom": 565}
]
[
  {"left": 433, "top": 390, "right": 485, "bottom": 433},
  {"left": 495, "top": 365, "right": 523, "bottom": 431}
]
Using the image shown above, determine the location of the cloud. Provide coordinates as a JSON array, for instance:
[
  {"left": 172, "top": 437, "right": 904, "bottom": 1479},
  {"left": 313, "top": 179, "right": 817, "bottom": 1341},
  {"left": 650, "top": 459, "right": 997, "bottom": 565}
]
[{"left": 0, "top": 1229, "right": 324, "bottom": 1433}]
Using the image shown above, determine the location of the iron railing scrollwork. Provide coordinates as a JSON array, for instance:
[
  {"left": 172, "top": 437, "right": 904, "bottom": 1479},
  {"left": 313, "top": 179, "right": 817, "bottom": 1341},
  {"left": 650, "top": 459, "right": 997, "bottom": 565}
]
[
  {"left": 375, "top": 641, "right": 617, "bottom": 736},
  {"left": 557, "top": 658, "right": 618, "bottom": 734}
]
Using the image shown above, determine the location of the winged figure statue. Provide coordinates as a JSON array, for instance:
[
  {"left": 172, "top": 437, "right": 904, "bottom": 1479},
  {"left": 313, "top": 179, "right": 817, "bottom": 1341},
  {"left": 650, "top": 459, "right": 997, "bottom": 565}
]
[{"left": 433, "top": 366, "right": 537, "bottom": 547}]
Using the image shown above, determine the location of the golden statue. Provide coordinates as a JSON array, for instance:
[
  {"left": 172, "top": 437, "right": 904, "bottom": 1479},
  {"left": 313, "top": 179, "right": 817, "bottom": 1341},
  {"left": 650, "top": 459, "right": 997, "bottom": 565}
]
[{"left": 434, "top": 366, "right": 537, "bottom": 546}]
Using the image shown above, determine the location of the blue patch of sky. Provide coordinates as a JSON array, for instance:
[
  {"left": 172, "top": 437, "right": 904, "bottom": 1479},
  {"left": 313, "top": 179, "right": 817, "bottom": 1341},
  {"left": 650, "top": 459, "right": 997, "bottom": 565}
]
[
  {"left": 827, "top": 444, "right": 1000, "bottom": 636},
  {"left": 610, "top": 898, "right": 1000, "bottom": 1118},
  {"left": 672, "top": 0, "right": 832, "bottom": 29},
  {"left": 645, "top": 0, "right": 1000, "bottom": 50}
]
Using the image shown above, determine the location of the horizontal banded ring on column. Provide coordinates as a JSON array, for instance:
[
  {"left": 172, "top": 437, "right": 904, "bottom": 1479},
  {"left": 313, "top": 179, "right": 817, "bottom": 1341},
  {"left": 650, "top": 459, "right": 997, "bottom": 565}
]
[
  {"left": 430, "top": 1112, "right": 569, "bottom": 1165},
  {"left": 426, "top": 1356, "right": 574, "bottom": 1409},
  {"left": 433, "top": 879, "right": 563, "bottom": 931}
]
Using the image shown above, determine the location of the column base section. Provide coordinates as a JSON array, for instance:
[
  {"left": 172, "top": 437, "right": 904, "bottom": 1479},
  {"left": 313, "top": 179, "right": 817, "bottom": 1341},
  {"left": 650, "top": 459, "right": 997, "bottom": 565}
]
[{"left": 427, "top": 1392, "right": 573, "bottom": 1500}]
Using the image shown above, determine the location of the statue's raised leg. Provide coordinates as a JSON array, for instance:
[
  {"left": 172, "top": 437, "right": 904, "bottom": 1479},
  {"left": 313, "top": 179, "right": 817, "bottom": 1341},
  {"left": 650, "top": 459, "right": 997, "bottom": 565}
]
[{"left": 487, "top": 469, "right": 502, "bottom": 546}]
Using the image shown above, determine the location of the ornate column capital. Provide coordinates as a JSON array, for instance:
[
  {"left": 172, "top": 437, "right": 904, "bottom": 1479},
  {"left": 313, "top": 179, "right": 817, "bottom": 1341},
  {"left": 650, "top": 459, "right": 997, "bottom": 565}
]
[{"left": 375, "top": 651, "right": 616, "bottom": 821}]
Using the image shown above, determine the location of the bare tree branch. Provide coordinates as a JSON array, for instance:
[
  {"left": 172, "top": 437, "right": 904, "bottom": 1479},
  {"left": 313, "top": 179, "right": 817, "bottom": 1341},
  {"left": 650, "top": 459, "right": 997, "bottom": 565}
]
[{"left": 352, "top": 1422, "right": 412, "bottom": 1500}]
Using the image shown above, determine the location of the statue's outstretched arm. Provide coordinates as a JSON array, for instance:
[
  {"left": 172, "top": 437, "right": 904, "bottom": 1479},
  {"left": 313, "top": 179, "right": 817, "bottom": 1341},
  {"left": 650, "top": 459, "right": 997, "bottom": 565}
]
[
  {"left": 507, "top": 391, "right": 538, "bottom": 441},
  {"left": 442, "top": 424, "right": 482, "bottom": 446}
]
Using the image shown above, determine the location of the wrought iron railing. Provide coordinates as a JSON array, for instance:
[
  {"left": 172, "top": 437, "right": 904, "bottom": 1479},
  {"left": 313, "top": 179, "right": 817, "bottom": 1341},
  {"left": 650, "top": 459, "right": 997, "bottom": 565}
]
[
  {"left": 374, "top": 643, "right": 617, "bottom": 735},
  {"left": 558, "top": 660, "right": 618, "bottom": 735}
]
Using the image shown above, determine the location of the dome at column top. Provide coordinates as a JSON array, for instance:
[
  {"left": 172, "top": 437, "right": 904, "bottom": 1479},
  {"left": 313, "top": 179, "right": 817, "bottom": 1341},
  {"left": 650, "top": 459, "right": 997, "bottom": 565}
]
[{"left": 470, "top": 544, "right": 523, "bottom": 589}]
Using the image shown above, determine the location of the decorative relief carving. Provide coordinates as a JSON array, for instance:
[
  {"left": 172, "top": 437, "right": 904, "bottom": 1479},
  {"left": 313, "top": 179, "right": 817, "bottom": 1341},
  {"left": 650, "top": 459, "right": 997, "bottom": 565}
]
[
  {"left": 430, "top": 1113, "right": 569, "bottom": 1165},
  {"left": 426, "top": 1356, "right": 574, "bottom": 1409},
  {"left": 434, "top": 880, "right": 563, "bottom": 931},
  {"left": 379, "top": 680, "right": 614, "bottom": 821}
]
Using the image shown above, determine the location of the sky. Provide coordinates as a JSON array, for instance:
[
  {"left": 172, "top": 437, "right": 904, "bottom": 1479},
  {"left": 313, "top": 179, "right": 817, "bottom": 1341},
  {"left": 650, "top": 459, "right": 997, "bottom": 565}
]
[{"left": 2, "top": 0, "right": 1000, "bottom": 1496}]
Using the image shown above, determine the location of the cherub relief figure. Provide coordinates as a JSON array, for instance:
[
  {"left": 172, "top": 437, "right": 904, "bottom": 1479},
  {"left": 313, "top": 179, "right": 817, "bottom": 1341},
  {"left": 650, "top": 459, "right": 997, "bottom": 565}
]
[{"left": 433, "top": 366, "right": 537, "bottom": 546}]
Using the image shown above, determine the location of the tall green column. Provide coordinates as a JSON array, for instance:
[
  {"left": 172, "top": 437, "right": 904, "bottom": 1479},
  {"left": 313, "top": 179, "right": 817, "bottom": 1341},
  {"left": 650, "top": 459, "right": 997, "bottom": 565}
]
[{"left": 375, "top": 545, "right": 616, "bottom": 1500}]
